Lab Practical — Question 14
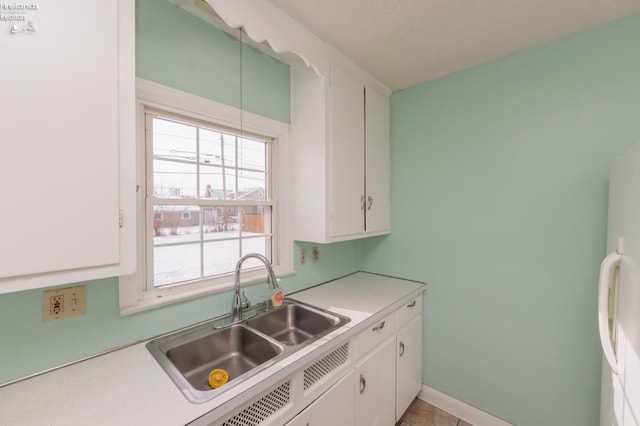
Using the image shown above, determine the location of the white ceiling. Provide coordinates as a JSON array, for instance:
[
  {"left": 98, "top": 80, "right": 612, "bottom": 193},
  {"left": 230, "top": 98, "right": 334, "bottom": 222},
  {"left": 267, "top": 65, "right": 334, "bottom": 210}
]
[{"left": 268, "top": 0, "right": 640, "bottom": 91}]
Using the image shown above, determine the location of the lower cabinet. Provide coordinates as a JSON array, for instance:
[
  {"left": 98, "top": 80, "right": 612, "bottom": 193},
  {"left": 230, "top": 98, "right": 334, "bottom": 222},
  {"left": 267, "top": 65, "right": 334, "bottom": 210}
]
[
  {"left": 286, "top": 371, "right": 355, "bottom": 426},
  {"left": 356, "top": 336, "right": 397, "bottom": 426},
  {"left": 209, "top": 294, "right": 424, "bottom": 426},
  {"left": 396, "top": 315, "right": 423, "bottom": 421}
]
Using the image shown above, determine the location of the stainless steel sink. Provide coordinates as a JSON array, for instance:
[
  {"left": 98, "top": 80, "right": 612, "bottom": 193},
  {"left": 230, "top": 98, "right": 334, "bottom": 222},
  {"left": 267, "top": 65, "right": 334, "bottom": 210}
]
[
  {"left": 147, "top": 323, "right": 284, "bottom": 403},
  {"left": 245, "top": 300, "right": 347, "bottom": 345},
  {"left": 146, "top": 299, "right": 349, "bottom": 403},
  {"left": 166, "top": 324, "right": 283, "bottom": 391}
]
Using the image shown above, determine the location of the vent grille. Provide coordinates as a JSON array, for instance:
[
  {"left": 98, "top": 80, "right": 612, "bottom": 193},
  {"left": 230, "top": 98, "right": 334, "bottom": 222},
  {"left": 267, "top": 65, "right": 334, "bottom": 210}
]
[
  {"left": 303, "top": 343, "right": 350, "bottom": 390},
  {"left": 222, "top": 381, "right": 290, "bottom": 426}
]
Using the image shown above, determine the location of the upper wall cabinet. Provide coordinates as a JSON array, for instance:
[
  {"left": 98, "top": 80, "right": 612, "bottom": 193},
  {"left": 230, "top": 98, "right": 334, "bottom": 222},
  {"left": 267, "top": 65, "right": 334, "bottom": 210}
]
[
  {"left": 292, "top": 64, "right": 390, "bottom": 243},
  {"left": 0, "top": 0, "right": 135, "bottom": 293},
  {"left": 177, "top": 0, "right": 392, "bottom": 244}
]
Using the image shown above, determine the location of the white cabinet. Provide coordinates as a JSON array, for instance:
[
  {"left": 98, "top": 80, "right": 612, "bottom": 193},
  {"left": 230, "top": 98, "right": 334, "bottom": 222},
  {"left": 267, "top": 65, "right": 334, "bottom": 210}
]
[
  {"left": 286, "top": 371, "right": 356, "bottom": 426},
  {"left": 356, "top": 336, "right": 396, "bottom": 426},
  {"left": 351, "top": 296, "right": 423, "bottom": 424},
  {"left": 0, "top": 0, "right": 135, "bottom": 293},
  {"left": 396, "top": 296, "right": 424, "bottom": 420},
  {"left": 355, "top": 313, "right": 397, "bottom": 426},
  {"left": 291, "top": 64, "right": 390, "bottom": 243},
  {"left": 329, "top": 66, "right": 391, "bottom": 238},
  {"left": 397, "top": 316, "right": 423, "bottom": 420},
  {"left": 364, "top": 87, "right": 391, "bottom": 234},
  {"left": 329, "top": 65, "right": 366, "bottom": 238}
]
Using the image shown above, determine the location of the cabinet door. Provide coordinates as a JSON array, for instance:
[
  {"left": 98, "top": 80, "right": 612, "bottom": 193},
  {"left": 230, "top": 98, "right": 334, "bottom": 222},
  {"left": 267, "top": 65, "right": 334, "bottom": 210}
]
[
  {"left": 0, "top": 0, "right": 134, "bottom": 292},
  {"left": 396, "top": 315, "right": 423, "bottom": 421},
  {"left": 356, "top": 337, "right": 396, "bottom": 426},
  {"left": 329, "top": 65, "right": 365, "bottom": 238},
  {"left": 287, "top": 371, "right": 355, "bottom": 426},
  {"left": 364, "top": 87, "right": 390, "bottom": 234}
]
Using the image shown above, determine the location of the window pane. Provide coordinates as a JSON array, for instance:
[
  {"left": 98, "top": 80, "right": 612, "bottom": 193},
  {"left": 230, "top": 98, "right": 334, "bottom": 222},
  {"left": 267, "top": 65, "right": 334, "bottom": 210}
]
[
  {"left": 221, "top": 133, "right": 237, "bottom": 167},
  {"left": 153, "top": 205, "right": 200, "bottom": 244},
  {"left": 153, "top": 159, "right": 197, "bottom": 198},
  {"left": 237, "top": 170, "right": 266, "bottom": 200},
  {"left": 242, "top": 237, "right": 269, "bottom": 255},
  {"left": 204, "top": 240, "right": 239, "bottom": 277},
  {"left": 200, "top": 165, "right": 225, "bottom": 199},
  {"left": 241, "top": 206, "right": 268, "bottom": 235},
  {"left": 241, "top": 237, "right": 271, "bottom": 269},
  {"left": 203, "top": 206, "right": 240, "bottom": 241},
  {"left": 153, "top": 118, "right": 197, "bottom": 162},
  {"left": 200, "top": 165, "right": 236, "bottom": 200},
  {"left": 238, "top": 137, "right": 266, "bottom": 171},
  {"left": 154, "top": 244, "right": 200, "bottom": 286},
  {"left": 199, "top": 128, "right": 224, "bottom": 167}
]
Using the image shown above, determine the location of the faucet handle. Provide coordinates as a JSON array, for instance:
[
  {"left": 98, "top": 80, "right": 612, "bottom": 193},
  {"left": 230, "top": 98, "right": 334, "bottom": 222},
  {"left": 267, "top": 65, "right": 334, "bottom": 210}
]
[{"left": 241, "top": 291, "right": 251, "bottom": 309}]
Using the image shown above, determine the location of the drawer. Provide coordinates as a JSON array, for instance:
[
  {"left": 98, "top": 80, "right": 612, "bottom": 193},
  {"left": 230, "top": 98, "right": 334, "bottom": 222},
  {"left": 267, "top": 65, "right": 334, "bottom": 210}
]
[
  {"left": 397, "top": 295, "right": 422, "bottom": 328},
  {"left": 356, "top": 312, "right": 396, "bottom": 358}
]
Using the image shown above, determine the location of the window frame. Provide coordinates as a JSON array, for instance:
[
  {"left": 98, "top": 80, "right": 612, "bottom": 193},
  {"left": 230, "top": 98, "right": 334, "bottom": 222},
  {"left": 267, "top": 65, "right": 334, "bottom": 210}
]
[
  {"left": 144, "top": 110, "right": 276, "bottom": 289},
  {"left": 119, "top": 78, "right": 294, "bottom": 314}
]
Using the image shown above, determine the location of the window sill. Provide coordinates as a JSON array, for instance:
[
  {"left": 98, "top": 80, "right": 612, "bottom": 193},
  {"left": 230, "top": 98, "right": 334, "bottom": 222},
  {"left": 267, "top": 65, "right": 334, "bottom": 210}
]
[{"left": 119, "top": 266, "right": 296, "bottom": 316}]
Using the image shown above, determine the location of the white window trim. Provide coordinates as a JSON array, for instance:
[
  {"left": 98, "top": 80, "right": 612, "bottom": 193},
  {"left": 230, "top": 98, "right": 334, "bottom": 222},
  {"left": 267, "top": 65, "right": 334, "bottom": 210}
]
[{"left": 119, "top": 78, "right": 294, "bottom": 315}]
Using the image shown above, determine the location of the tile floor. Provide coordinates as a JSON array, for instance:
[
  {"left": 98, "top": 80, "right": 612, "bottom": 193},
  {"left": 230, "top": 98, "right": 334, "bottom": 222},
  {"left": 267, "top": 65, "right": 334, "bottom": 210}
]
[{"left": 398, "top": 398, "right": 473, "bottom": 426}]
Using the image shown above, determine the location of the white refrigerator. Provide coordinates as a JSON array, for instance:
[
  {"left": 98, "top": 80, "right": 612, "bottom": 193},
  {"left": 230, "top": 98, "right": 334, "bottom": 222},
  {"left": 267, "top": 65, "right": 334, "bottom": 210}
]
[{"left": 599, "top": 143, "right": 640, "bottom": 426}]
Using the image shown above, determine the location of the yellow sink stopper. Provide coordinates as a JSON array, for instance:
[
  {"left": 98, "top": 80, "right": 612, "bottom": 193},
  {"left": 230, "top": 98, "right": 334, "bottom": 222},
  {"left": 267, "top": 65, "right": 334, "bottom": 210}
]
[{"left": 208, "top": 368, "right": 229, "bottom": 389}]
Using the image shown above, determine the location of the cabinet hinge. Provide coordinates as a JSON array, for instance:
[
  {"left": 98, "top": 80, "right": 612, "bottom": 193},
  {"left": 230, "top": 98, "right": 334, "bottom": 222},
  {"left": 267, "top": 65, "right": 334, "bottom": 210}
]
[{"left": 119, "top": 209, "right": 124, "bottom": 228}]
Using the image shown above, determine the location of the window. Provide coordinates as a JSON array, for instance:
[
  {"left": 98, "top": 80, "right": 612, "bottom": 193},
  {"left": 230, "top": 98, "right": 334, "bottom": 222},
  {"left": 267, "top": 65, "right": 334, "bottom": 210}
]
[
  {"left": 148, "top": 113, "right": 274, "bottom": 288},
  {"left": 119, "top": 80, "right": 293, "bottom": 314}
]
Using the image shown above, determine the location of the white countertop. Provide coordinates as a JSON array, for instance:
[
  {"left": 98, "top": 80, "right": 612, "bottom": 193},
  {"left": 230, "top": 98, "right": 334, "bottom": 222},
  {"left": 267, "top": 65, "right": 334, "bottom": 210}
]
[{"left": 0, "top": 272, "right": 425, "bottom": 426}]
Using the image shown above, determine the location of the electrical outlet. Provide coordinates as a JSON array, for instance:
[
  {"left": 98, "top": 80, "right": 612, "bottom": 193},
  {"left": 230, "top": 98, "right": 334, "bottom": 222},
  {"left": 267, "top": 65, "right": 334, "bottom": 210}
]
[
  {"left": 43, "top": 286, "right": 86, "bottom": 321},
  {"left": 300, "top": 248, "right": 307, "bottom": 266},
  {"left": 51, "top": 295, "right": 64, "bottom": 316},
  {"left": 313, "top": 247, "right": 320, "bottom": 263}
]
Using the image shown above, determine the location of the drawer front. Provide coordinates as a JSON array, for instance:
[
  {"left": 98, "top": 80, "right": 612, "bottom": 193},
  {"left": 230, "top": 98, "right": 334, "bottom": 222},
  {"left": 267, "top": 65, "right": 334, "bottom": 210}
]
[
  {"left": 397, "top": 295, "right": 422, "bottom": 328},
  {"left": 356, "top": 313, "right": 396, "bottom": 358}
]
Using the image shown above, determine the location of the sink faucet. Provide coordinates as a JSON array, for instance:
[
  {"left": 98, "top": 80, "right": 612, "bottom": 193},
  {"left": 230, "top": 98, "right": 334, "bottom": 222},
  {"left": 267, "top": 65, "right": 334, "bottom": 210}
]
[{"left": 232, "top": 253, "right": 281, "bottom": 322}]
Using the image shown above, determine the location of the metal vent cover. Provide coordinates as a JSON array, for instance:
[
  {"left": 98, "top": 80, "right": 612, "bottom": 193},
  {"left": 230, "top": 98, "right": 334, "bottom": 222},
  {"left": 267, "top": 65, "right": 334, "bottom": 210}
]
[
  {"left": 303, "top": 342, "right": 350, "bottom": 390},
  {"left": 222, "top": 381, "right": 291, "bottom": 426}
]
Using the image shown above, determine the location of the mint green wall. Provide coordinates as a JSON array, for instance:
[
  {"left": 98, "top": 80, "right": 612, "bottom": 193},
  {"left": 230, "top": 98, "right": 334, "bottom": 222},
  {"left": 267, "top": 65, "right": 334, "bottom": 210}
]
[
  {"left": 360, "top": 14, "right": 640, "bottom": 426},
  {"left": 0, "top": 1, "right": 352, "bottom": 385},
  {"left": 136, "top": 0, "right": 290, "bottom": 123}
]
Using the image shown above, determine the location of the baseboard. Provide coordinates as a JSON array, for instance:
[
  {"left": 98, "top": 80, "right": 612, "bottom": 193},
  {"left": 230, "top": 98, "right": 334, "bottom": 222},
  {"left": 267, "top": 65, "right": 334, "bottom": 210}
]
[{"left": 418, "top": 385, "right": 513, "bottom": 426}]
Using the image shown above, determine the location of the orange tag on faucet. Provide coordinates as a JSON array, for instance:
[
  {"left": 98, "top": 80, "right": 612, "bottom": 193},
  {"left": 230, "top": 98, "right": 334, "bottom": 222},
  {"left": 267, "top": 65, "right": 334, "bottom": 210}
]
[{"left": 272, "top": 289, "right": 284, "bottom": 306}]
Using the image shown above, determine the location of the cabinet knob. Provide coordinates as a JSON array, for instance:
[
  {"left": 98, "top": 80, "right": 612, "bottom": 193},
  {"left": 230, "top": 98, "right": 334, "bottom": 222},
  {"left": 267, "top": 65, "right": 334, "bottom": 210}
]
[
  {"left": 367, "top": 195, "right": 373, "bottom": 210},
  {"left": 399, "top": 341, "right": 405, "bottom": 357},
  {"left": 360, "top": 374, "right": 366, "bottom": 394},
  {"left": 361, "top": 195, "right": 366, "bottom": 210}
]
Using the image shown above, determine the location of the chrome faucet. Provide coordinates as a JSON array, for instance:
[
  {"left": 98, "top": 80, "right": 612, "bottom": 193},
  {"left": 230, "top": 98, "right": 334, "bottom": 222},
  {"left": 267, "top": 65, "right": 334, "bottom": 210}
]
[{"left": 232, "top": 253, "right": 281, "bottom": 322}]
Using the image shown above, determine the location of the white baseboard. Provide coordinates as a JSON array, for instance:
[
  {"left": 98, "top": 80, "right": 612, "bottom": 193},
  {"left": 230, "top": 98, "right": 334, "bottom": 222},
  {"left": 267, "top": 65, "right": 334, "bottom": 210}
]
[{"left": 418, "top": 385, "right": 513, "bottom": 426}]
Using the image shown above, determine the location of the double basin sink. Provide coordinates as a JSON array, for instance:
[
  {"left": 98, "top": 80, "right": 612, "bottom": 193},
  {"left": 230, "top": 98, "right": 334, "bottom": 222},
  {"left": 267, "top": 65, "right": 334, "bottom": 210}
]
[{"left": 147, "top": 299, "right": 350, "bottom": 403}]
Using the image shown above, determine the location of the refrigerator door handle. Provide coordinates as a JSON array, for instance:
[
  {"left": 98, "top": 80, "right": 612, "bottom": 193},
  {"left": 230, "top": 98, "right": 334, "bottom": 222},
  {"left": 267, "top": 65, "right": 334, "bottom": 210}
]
[{"left": 598, "top": 251, "right": 622, "bottom": 374}]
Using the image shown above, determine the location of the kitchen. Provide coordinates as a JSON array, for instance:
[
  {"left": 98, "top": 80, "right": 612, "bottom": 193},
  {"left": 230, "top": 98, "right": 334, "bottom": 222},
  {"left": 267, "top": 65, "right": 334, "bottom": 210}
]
[{"left": 1, "top": 1, "right": 640, "bottom": 425}]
